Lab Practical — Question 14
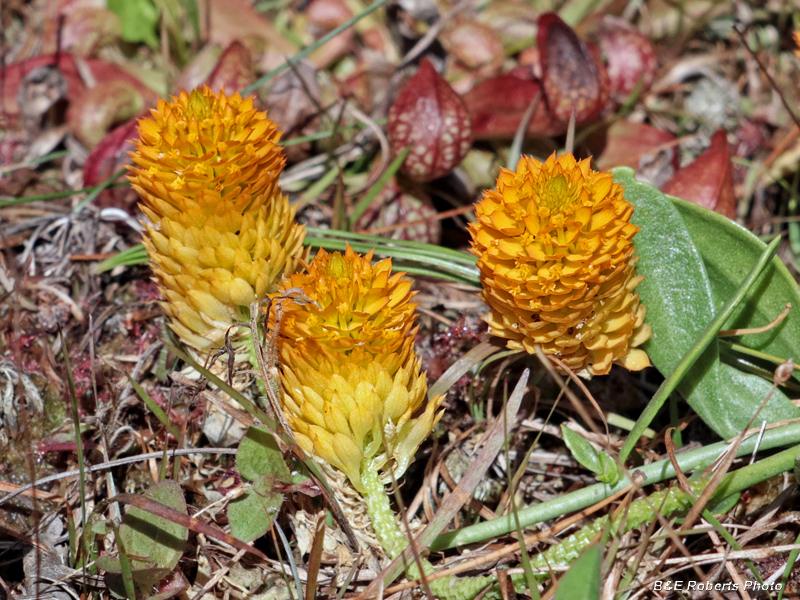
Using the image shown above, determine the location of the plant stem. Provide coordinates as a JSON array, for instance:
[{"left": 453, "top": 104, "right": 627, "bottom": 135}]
[
  {"left": 361, "top": 467, "right": 410, "bottom": 560},
  {"left": 360, "top": 467, "right": 524, "bottom": 600},
  {"left": 432, "top": 421, "right": 800, "bottom": 550}
]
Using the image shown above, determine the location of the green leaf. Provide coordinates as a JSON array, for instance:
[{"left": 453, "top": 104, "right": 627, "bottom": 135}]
[
  {"left": 99, "top": 480, "right": 188, "bottom": 590},
  {"left": 672, "top": 196, "right": 800, "bottom": 374},
  {"left": 613, "top": 167, "right": 800, "bottom": 437},
  {"left": 561, "top": 426, "right": 620, "bottom": 485},
  {"left": 229, "top": 426, "right": 289, "bottom": 542},
  {"left": 552, "top": 545, "right": 600, "bottom": 600},
  {"left": 107, "top": 0, "right": 160, "bottom": 47},
  {"left": 236, "top": 426, "right": 292, "bottom": 483},
  {"left": 228, "top": 485, "right": 283, "bottom": 543}
]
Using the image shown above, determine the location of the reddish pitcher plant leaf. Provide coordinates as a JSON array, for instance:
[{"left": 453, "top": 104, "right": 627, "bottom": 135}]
[
  {"left": 83, "top": 119, "right": 139, "bottom": 210},
  {"left": 206, "top": 41, "right": 255, "bottom": 93},
  {"left": 662, "top": 130, "right": 736, "bottom": 220},
  {"left": 387, "top": 59, "right": 473, "bottom": 182},
  {"left": 595, "top": 16, "right": 658, "bottom": 105},
  {"left": 1, "top": 55, "right": 157, "bottom": 124},
  {"left": 440, "top": 19, "right": 504, "bottom": 74},
  {"left": 355, "top": 177, "right": 441, "bottom": 244},
  {"left": 595, "top": 120, "right": 678, "bottom": 172},
  {"left": 538, "top": 13, "right": 608, "bottom": 124},
  {"left": 463, "top": 71, "right": 564, "bottom": 139}
]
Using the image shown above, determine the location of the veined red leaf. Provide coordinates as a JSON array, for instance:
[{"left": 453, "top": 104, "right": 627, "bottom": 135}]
[
  {"left": 387, "top": 59, "right": 473, "bottom": 181},
  {"left": 538, "top": 13, "right": 607, "bottom": 124}
]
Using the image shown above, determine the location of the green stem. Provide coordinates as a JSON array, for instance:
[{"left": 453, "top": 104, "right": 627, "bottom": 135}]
[
  {"left": 433, "top": 421, "right": 800, "bottom": 550},
  {"left": 360, "top": 468, "right": 524, "bottom": 600},
  {"left": 514, "top": 443, "right": 800, "bottom": 577},
  {"left": 243, "top": 324, "right": 269, "bottom": 399},
  {"left": 361, "top": 467, "right": 410, "bottom": 560}
]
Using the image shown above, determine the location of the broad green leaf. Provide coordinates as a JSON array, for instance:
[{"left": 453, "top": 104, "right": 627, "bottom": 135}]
[
  {"left": 614, "top": 167, "right": 800, "bottom": 437},
  {"left": 672, "top": 196, "right": 800, "bottom": 375},
  {"left": 107, "top": 0, "right": 160, "bottom": 47},
  {"left": 228, "top": 483, "right": 283, "bottom": 543},
  {"left": 236, "top": 426, "right": 291, "bottom": 483},
  {"left": 552, "top": 545, "right": 600, "bottom": 600},
  {"left": 613, "top": 168, "right": 724, "bottom": 431},
  {"left": 230, "top": 427, "right": 289, "bottom": 542},
  {"left": 98, "top": 480, "right": 188, "bottom": 590}
]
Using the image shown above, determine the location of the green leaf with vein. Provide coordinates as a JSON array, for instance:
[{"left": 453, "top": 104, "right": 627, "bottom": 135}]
[
  {"left": 614, "top": 167, "right": 800, "bottom": 437},
  {"left": 97, "top": 480, "right": 187, "bottom": 591},
  {"left": 229, "top": 426, "right": 290, "bottom": 543}
]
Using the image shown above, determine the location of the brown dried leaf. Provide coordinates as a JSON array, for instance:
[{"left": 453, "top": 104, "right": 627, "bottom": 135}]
[
  {"left": 304, "top": 0, "right": 356, "bottom": 68},
  {"left": 1, "top": 55, "right": 157, "bottom": 124},
  {"left": 200, "top": 0, "right": 296, "bottom": 70},
  {"left": 261, "top": 62, "right": 322, "bottom": 163},
  {"left": 175, "top": 45, "right": 224, "bottom": 93}
]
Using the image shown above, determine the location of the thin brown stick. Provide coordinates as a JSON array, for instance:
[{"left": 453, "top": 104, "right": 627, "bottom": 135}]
[{"left": 718, "top": 303, "right": 791, "bottom": 337}]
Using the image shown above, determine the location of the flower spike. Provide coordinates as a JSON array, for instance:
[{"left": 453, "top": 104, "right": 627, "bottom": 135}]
[
  {"left": 129, "top": 86, "right": 306, "bottom": 352},
  {"left": 469, "top": 153, "right": 651, "bottom": 376}
]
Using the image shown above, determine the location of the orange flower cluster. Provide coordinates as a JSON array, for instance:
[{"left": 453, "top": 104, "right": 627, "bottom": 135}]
[
  {"left": 129, "top": 87, "right": 306, "bottom": 351},
  {"left": 469, "top": 153, "right": 651, "bottom": 376},
  {"left": 271, "top": 247, "right": 443, "bottom": 493}
]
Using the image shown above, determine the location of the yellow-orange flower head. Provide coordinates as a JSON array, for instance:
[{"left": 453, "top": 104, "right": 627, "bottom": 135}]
[
  {"left": 272, "top": 247, "right": 443, "bottom": 493},
  {"left": 129, "top": 86, "right": 306, "bottom": 352},
  {"left": 469, "top": 153, "right": 651, "bottom": 376}
]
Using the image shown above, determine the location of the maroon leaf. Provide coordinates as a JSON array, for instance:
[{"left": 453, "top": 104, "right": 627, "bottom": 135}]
[
  {"left": 538, "top": 13, "right": 607, "bottom": 124},
  {"left": 661, "top": 130, "right": 736, "bottom": 220},
  {"left": 66, "top": 79, "right": 146, "bottom": 149},
  {"left": 462, "top": 72, "right": 561, "bottom": 139},
  {"left": 200, "top": 0, "right": 296, "bottom": 70},
  {"left": 387, "top": 59, "right": 473, "bottom": 182},
  {"left": 595, "top": 120, "right": 678, "bottom": 172},
  {"left": 206, "top": 41, "right": 254, "bottom": 93},
  {"left": 82, "top": 118, "right": 139, "bottom": 210},
  {"left": 596, "top": 16, "right": 658, "bottom": 104},
  {"left": 1, "top": 54, "right": 157, "bottom": 125}
]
